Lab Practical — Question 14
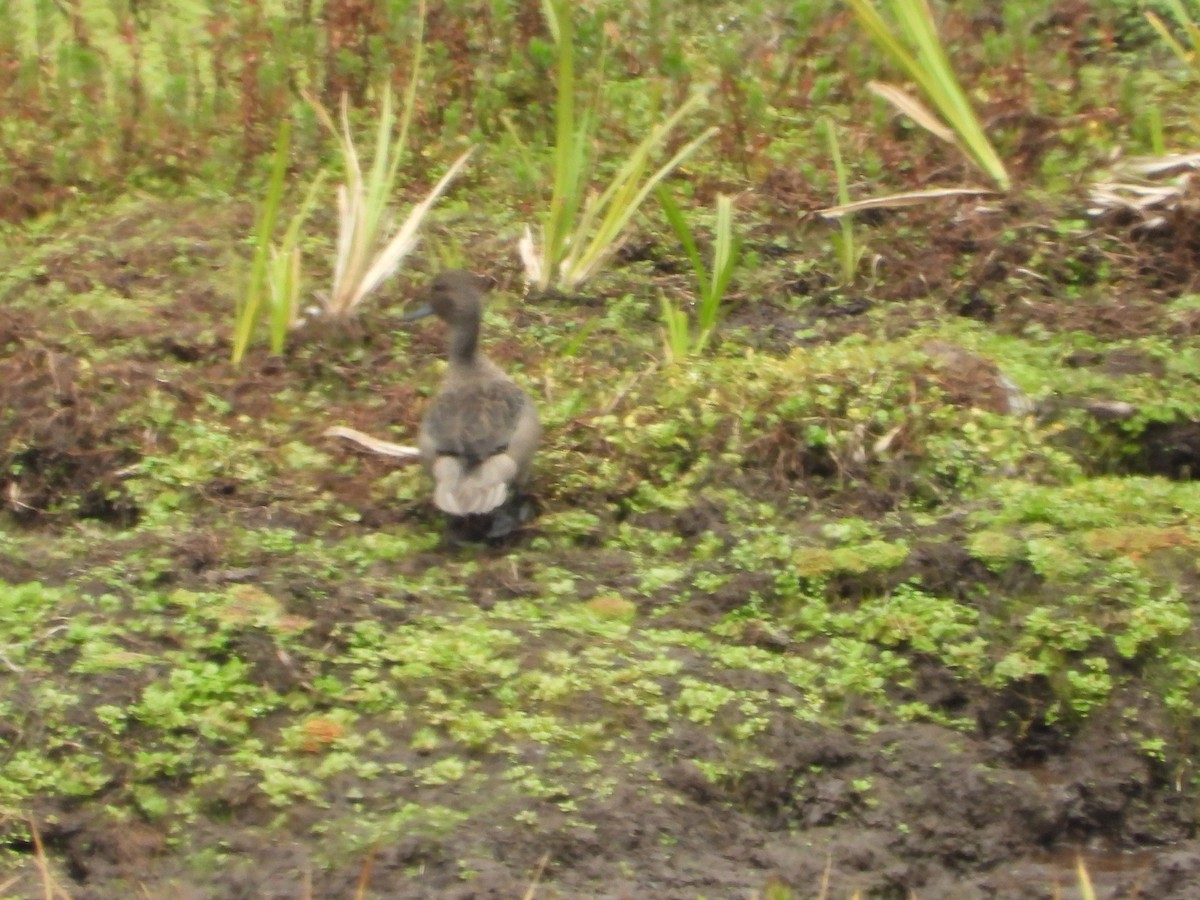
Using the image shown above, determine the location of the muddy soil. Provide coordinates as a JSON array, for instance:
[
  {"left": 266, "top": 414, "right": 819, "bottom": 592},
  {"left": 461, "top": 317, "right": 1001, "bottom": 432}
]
[
  {"left": 24, "top": 715, "right": 1200, "bottom": 900},
  {"left": 3, "top": 193, "right": 1200, "bottom": 899}
]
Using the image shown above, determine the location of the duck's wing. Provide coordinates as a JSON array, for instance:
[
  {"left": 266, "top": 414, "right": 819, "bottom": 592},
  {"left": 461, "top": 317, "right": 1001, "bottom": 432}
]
[
  {"left": 421, "top": 381, "right": 540, "bottom": 516},
  {"left": 424, "top": 380, "right": 530, "bottom": 465}
]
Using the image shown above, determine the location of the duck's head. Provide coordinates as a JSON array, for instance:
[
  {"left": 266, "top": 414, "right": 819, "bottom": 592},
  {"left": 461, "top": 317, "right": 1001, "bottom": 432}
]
[{"left": 405, "top": 270, "right": 492, "bottom": 326}]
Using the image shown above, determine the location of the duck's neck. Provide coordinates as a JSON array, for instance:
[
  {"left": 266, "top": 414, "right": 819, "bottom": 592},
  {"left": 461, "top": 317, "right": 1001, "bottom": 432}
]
[{"left": 448, "top": 312, "right": 482, "bottom": 366}]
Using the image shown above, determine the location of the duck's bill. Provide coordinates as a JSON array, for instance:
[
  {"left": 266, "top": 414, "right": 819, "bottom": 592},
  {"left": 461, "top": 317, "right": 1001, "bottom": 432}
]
[{"left": 402, "top": 304, "right": 434, "bottom": 321}]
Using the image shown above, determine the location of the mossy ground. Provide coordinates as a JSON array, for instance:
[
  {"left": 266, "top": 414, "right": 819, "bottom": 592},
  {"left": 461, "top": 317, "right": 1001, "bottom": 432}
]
[
  {"left": 4, "top": 1, "right": 1200, "bottom": 897},
  {"left": 2, "top": 181, "right": 1199, "bottom": 898}
]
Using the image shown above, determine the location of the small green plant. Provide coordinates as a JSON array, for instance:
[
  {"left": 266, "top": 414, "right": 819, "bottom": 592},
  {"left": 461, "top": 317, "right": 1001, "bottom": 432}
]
[
  {"left": 232, "top": 119, "right": 290, "bottom": 366},
  {"left": 847, "top": 0, "right": 1010, "bottom": 190},
  {"left": 233, "top": 141, "right": 328, "bottom": 365},
  {"left": 519, "top": 0, "right": 715, "bottom": 292},
  {"left": 307, "top": 0, "right": 471, "bottom": 318},
  {"left": 823, "top": 119, "right": 864, "bottom": 285},
  {"left": 659, "top": 290, "right": 691, "bottom": 363},
  {"left": 262, "top": 172, "right": 326, "bottom": 356},
  {"left": 657, "top": 189, "right": 740, "bottom": 359},
  {"left": 309, "top": 85, "right": 472, "bottom": 318}
]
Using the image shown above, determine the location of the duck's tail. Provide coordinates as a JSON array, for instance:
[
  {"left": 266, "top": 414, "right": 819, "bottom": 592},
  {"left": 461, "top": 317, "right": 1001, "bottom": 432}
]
[{"left": 432, "top": 453, "right": 518, "bottom": 515}]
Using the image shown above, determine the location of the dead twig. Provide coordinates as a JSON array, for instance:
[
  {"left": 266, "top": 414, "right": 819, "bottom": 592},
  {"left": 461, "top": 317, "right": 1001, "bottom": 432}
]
[
  {"left": 29, "top": 818, "right": 71, "bottom": 900},
  {"left": 521, "top": 853, "right": 550, "bottom": 900},
  {"left": 352, "top": 848, "right": 376, "bottom": 900},
  {"left": 817, "top": 187, "right": 998, "bottom": 219},
  {"left": 323, "top": 426, "right": 421, "bottom": 460}
]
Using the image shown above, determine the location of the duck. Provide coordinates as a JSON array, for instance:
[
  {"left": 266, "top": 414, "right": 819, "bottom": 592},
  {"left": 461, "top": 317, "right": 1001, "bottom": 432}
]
[{"left": 405, "top": 270, "right": 541, "bottom": 536}]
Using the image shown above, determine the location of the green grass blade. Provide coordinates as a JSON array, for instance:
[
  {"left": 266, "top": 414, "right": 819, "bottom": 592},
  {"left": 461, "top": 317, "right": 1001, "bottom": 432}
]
[
  {"left": 232, "top": 117, "right": 291, "bottom": 366},
  {"left": 542, "top": 0, "right": 581, "bottom": 290},
  {"left": 391, "top": 0, "right": 425, "bottom": 182},
  {"left": 550, "top": 116, "right": 592, "bottom": 281},
  {"left": 702, "top": 193, "right": 737, "bottom": 333},
  {"left": 264, "top": 169, "right": 327, "bottom": 356},
  {"left": 304, "top": 92, "right": 357, "bottom": 308},
  {"left": 351, "top": 147, "right": 474, "bottom": 305},
  {"left": 825, "top": 119, "right": 851, "bottom": 207},
  {"left": 567, "top": 123, "right": 716, "bottom": 288},
  {"left": 1162, "top": 0, "right": 1200, "bottom": 48},
  {"left": 657, "top": 185, "right": 709, "bottom": 297},
  {"left": 560, "top": 186, "right": 609, "bottom": 283},
  {"left": 498, "top": 113, "right": 539, "bottom": 174},
  {"left": 585, "top": 91, "right": 708, "bottom": 220},
  {"left": 558, "top": 314, "right": 601, "bottom": 357},
  {"left": 530, "top": 19, "right": 711, "bottom": 290},
  {"left": 540, "top": 0, "right": 561, "bottom": 44},
  {"left": 894, "top": 1, "right": 988, "bottom": 154},
  {"left": 267, "top": 247, "right": 298, "bottom": 356},
  {"left": 848, "top": 0, "right": 1009, "bottom": 190},
  {"left": 659, "top": 290, "right": 690, "bottom": 361},
  {"left": 281, "top": 170, "right": 328, "bottom": 257},
  {"left": 364, "top": 88, "right": 395, "bottom": 235},
  {"left": 824, "top": 117, "right": 858, "bottom": 285},
  {"left": 309, "top": 15, "right": 442, "bottom": 320},
  {"left": 1146, "top": 11, "right": 1197, "bottom": 71},
  {"left": 891, "top": 0, "right": 1008, "bottom": 188},
  {"left": 847, "top": 0, "right": 932, "bottom": 95}
]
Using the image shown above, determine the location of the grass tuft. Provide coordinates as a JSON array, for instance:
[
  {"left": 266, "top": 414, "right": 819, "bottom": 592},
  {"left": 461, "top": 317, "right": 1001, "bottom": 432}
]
[
  {"left": 308, "top": 86, "right": 473, "bottom": 318},
  {"left": 520, "top": 0, "right": 715, "bottom": 292},
  {"left": 658, "top": 189, "right": 740, "bottom": 359},
  {"left": 847, "top": 0, "right": 1010, "bottom": 190}
]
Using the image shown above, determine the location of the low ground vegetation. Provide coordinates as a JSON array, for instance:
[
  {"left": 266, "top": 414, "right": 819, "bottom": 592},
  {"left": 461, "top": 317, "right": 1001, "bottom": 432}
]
[{"left": 3, "top": 1, "right": 1200, "bottom": 897}]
